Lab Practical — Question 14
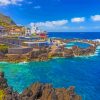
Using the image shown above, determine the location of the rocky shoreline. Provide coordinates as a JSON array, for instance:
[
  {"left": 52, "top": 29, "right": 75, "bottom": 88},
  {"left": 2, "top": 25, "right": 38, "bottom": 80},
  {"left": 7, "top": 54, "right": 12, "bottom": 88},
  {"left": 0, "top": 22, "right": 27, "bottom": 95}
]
[
  {"left": 0, "top": 38, "right": 99, "bottom": 63},
  {"left": 0, "top": 72, "right": 81, "bottom": 100}
]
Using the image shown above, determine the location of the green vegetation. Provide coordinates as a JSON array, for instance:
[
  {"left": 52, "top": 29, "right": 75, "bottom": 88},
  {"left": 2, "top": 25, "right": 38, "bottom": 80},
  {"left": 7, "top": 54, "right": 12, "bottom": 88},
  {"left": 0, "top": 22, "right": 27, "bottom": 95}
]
[
  {"left": 0, "top": 13, "right": 16, "bottom": 32},
  {"left": 5, "top": 36, "right": 19, "bottom": 39},
  {"left": 0, "top": 90, "right": 5, "bottom": 100},
  {"left": 0, "top": 44, "right": 8, "bottom": 54},
  {"left": 0, "top": 13, "right": 16, "bottom": 25}
]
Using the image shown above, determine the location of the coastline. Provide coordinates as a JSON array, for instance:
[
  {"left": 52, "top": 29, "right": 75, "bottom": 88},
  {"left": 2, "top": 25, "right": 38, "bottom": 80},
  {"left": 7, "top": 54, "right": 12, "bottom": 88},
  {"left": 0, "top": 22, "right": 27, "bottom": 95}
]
[
  {"left": 0, "top": 38, "right": 98, "bottom": 63},
  {"left": 0, "top": 72, "right": 81, "bottom": 100},
  {"left": 0, "top": 42, "right": 98, "bottom": 98}
]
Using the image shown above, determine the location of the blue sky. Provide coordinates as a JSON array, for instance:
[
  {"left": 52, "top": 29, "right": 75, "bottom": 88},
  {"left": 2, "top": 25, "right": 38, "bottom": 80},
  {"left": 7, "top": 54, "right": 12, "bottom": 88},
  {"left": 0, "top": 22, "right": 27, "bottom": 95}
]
[{"left": 0, "top": 0, "right": 100, "bottom": 32}]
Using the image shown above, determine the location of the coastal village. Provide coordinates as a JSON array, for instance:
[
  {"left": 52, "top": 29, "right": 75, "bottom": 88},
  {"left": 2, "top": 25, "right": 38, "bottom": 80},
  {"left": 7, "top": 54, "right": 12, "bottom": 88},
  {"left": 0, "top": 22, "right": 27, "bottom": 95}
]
[
  {"left": 0, "top": 14, "right": 82, "bottom": 100},
  {"left": 0, "top": 0, "right": 100, "bottom": 99},
  {"left": 0, "top": 13, "right": 100, "bottom": 62},
  {"left": 0, "top": 14, "right": 100, "bottom": 100}
]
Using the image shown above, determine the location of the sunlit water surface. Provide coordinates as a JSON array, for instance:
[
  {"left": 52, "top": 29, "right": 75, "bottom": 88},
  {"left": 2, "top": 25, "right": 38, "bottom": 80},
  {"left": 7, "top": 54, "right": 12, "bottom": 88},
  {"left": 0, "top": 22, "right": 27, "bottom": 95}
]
[{"left": 0, "top": 32, "right": 100, "bottom": 100}]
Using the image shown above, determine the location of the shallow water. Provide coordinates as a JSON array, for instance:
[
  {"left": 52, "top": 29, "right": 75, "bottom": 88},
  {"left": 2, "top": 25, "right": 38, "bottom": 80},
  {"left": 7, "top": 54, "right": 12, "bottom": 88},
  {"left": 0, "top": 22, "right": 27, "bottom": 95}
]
[
  {"left": 0, "top": 32, "right": 100, "bottom": 100},
  {"left": 0, "top": 46, "right": 100, "bottom": 100},
  {"left": 66, "top": 42, "right": 90, "bottom": 49}
]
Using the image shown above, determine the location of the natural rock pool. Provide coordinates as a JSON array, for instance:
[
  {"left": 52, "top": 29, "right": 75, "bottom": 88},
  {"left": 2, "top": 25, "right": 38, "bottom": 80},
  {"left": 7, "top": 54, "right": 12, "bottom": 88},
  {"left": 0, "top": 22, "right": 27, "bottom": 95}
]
[{"left": 66, "top": 42, "right": 91, "bottom": 49}]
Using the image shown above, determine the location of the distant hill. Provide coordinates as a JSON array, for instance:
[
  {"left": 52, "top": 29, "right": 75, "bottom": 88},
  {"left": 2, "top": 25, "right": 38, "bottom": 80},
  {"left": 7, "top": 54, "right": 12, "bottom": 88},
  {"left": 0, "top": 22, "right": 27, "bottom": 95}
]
[{"left": 0, "top": 13, "right": 16, "bottom": 25}]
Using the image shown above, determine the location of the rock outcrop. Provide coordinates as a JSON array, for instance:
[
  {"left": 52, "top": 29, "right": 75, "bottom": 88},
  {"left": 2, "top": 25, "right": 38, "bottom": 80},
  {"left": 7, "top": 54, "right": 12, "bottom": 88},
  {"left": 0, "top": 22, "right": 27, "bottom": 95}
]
[
  {"left": 0, "top": 72, "right": 81, "bottom": 100},
  {"left": 63, "top": 49, "right": 74, "bottom": 57},
  {"left": 72, "top": 45, "right": 96, "bottom": 56},
  {"left": 20, "top": 82, "right": 81, "bottom": 100},
  {"left": 0, "top": 72, "right": 8, "bottom": 89}
]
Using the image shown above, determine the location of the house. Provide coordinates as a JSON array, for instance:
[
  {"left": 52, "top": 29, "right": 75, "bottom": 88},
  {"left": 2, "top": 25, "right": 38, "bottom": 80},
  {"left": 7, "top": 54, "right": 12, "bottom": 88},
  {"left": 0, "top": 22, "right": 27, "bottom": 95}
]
[
  {"left": 0, "top": 26, "right": 7, "bottom": 35},
  {"left": 31, "top": 25, "right": 48, "bottom": 39},
  {"left": 9, "top": 26, "right": 24, "bottom": 35},
  {"left": 39, "top": 32, "right": 47, "bottom": 39},
  {"left": 25, "top": 27, "right": 31, "bottom": 36},
  {"left": 31, "top": 24, "right": 38, "bottom": 34},
  {"left": 22, "top": 41, "right": 49, "bottom": 48}
]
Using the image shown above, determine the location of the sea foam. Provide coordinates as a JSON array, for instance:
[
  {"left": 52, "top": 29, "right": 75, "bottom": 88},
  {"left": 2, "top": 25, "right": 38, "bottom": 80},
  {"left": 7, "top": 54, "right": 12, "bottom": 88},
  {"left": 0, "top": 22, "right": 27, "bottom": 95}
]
[
  {"left": 93, "top": 39, "right": 100, "bottom": 42},
  {"left": 18, "top": 61, "right": 28, "bottom": 65}
]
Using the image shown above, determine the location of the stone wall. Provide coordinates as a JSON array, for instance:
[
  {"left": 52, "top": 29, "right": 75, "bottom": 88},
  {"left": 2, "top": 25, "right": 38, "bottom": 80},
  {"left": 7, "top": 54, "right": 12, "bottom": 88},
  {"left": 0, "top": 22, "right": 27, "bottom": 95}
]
[
  {"left": 0, "top": 37, "right": 24, "bottom": 47},
  {"left": 8, "top": 47, "right": 33, "bottom": 54}
]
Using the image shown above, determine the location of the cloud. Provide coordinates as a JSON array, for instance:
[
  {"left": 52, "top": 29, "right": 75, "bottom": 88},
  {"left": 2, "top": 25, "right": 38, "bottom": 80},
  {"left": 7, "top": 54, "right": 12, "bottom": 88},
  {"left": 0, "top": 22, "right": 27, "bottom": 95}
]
[
  {"left": 71, "top": 17, "right": 85, "bottom": 23},
  {"left": 34, "top": 5, "right": 41, "bottom": 9},
  {"left": 0, "top": 0, "right": 23, "bottom": 6},
  {"left": 30, "top": 20, "right": 68, "bottom": 27},
  {"left": 30, "top": 20, "right": 68, "bottom": 32},
  {"left": 91, "top": 15, "right": 100, "bottom": 21}
]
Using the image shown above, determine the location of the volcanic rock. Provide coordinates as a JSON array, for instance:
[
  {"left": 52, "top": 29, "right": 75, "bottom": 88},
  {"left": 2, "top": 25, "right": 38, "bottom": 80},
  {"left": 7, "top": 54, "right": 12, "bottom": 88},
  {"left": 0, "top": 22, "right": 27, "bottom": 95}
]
[{"left": 0, "top": 72, "right": 81, "bottom": 100}]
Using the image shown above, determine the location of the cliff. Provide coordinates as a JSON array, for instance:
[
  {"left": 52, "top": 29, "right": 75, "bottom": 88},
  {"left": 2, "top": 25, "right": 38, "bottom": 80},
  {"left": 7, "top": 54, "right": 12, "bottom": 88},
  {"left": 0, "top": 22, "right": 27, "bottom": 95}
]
[{"left": 0, "top": 72, "right": 81, "bottom": 100}]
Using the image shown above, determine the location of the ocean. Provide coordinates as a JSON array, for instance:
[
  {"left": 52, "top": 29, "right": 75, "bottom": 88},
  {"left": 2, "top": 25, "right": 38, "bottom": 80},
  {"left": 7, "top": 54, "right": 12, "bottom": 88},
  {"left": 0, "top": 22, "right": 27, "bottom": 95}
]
[{"left": 0, "top": 32, "right": 100, "bottom": 100}]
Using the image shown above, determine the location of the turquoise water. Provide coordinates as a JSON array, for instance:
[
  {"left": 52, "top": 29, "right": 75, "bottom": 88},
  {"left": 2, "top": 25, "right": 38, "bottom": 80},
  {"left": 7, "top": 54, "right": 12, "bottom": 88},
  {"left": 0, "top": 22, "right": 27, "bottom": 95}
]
[
  {"left": 66, "top": 42, "right": 91, "bottom": 49},
  {"left": 0, "top": 32, "right": 100, "bottom": 100},
  {"left": 0, "top": 46, "right": 100, "bottom": 100}
]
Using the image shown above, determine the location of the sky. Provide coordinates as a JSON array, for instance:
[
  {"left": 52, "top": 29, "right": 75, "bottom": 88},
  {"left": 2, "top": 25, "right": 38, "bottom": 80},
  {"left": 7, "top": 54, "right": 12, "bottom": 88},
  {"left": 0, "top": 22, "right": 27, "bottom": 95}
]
[{"left": 0, "top": 0, "right": 100, "bottom": 32}]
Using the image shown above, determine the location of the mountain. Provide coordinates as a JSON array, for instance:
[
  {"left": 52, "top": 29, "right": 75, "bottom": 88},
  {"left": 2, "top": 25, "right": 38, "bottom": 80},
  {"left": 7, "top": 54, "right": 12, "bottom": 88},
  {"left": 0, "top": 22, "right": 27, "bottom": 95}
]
[{"left": 0, "top": 13, "right": 16, "bottom": 25}]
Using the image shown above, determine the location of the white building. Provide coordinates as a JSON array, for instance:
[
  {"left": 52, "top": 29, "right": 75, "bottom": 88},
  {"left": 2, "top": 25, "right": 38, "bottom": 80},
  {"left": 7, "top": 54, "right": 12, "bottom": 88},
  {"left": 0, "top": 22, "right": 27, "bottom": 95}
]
[
  {"left": 25, "top": 27, "right": 31, "bottom": 36},
  {"left": 31, "top": 24, "right": 42, "bottom": 34},
  {"left": 0, "top": 26, "right": 7, "bottom": 36}
]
